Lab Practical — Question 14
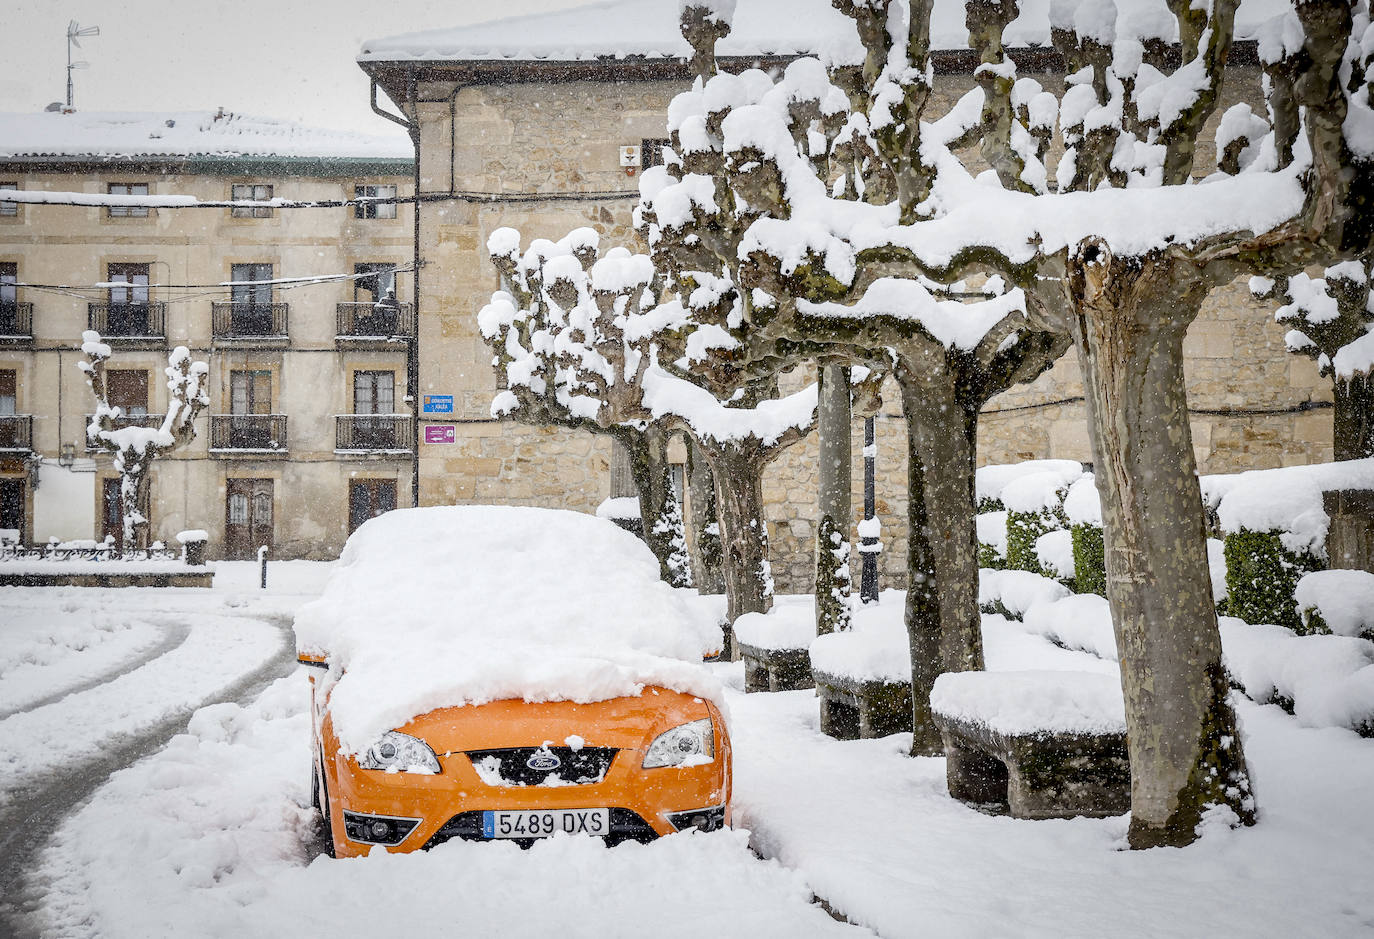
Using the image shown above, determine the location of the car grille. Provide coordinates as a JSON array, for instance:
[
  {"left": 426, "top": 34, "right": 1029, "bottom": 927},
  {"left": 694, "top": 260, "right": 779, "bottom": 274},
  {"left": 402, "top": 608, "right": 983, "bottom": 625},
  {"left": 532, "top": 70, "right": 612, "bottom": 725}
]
[
  {"left": 466, "top": 746, "right": 618, "bottom": 787},
  {"left": 424, "top": 808, "right": 658, "bottom": 850}
]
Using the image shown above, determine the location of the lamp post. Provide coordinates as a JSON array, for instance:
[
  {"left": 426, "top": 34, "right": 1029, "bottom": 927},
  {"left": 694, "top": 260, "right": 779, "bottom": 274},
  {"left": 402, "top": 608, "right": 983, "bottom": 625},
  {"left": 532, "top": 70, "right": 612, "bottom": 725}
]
[
  {"left": 66, "top": 21, "right": 99, "bottom": 109},
  {"left": 859, "top": 416, "right": 880, "bottom": 603}
]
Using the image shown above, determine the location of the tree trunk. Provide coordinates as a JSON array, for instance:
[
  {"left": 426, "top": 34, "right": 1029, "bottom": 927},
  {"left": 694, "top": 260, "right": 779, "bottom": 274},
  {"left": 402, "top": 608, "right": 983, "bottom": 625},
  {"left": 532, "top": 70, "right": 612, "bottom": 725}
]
[
  {"left": 624, "top": 428, "right": 693, "bottom": 588},
  {"left": 896, "top": 367, "right": 983, "bottom": 756},
  {"left": 688, "top": 440, "right": 727, "bottom": 593},
  {"left": 119, "top": 453, "right": 151, "bottom": 554},
  {"left": 1333, "top": 374, "right": 1374, "bottom": 461},
  {"left": 815, "top": 365, "right": 854, "bottom": 635},
  {"left": 706, "top": 446, "right": 774, "bottom": 635},
  {"left": 1069, "top": 244, "right": 1256, "bottom": 849}
]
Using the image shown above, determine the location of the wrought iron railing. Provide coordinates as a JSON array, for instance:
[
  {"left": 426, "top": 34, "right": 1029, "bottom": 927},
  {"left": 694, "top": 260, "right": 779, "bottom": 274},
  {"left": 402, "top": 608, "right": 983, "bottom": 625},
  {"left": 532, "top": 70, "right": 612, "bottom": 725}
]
[
  {"left": 87, "top": 302, "right": 167, "bottom": 340},
  {"left": 0, "top": 415, "right": 32, "bottom": 450},
  {"left": 0, "top": 540, "right": 179, "bottom": 562},
  {"left": 336, "top": 414, "right": 413, "bottom": 451},
  {"left": 335, "top": 302, "right": 414, "bottom": 339},
  {"left": 85, "top": 413, "right": 162, "bottom": 449},
  {"left": 211, "top": 302, "right": 289, "bottom": 339},
  {"left": 0, "top": 301, "right": 33, "bottom": 338},
  {"left": 209, "top": 414, "right": 288, "bottom": 451}
]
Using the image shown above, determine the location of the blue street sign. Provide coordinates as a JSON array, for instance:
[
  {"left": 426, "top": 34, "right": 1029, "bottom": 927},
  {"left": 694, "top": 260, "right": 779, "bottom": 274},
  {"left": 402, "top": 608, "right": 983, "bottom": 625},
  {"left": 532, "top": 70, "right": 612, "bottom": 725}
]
[{"left": 422, "top": 394, "right": 454, "bottom": 414}]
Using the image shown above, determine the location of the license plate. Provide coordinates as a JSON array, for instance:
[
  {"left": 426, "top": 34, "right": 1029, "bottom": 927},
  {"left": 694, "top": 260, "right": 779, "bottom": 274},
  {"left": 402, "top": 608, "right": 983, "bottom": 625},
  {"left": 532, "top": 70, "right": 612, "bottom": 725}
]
[{"left": 482, "top": 808, "right": 611, "bottom": 839}]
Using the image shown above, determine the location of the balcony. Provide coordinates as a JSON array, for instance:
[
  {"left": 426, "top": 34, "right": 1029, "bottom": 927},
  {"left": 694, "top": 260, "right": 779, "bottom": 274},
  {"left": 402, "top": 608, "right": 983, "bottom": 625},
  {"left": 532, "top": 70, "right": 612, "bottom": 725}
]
[
  {"left": 335, "top": 302, "right": 413, "bottom": 348},
  {"left": 85, "top": 413, "right": 162, "bottom": 450},
  {"left": 209, "top": 414, "right": 288, "bottom": 455},
  {"left": 211, "top": 302, "right": 289, "bottom": 345},
  {"left": 0, "top": 302, "right": 33, "bottom": 344},
  {"left": 87, "top": 303, "right": 167, "bottom": 347},
  {"left": 0, "top": 415, "right": 32, "bottom": 452},
  {"left": 335, "top": 415, "right": 413, "bottom": 454}
]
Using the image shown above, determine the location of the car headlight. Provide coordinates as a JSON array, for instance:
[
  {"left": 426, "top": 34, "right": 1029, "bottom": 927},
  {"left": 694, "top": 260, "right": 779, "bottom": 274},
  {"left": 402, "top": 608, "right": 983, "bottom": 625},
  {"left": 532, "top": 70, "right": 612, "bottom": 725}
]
[
  {"left": 358, "top": 731, "right": 441, "bottom": 774},
  {"left": 643, "top": 718, "right": 714, "bottom": 768}
]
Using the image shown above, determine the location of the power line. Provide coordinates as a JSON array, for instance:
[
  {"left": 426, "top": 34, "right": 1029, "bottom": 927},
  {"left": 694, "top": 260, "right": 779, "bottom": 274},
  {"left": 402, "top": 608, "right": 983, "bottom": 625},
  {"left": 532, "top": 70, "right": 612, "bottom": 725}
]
[{"left": 0, "top": 189, "right": 639, "bottom": 210}]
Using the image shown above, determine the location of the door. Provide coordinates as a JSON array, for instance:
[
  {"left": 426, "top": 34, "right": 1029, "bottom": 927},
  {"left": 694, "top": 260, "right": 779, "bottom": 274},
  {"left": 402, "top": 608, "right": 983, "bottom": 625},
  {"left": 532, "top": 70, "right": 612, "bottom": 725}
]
[
  {"left": 349, "top": 479, "right": 396, "bottom": 534},
  {"left": 0, "top": 478, "right": 24, "bottom": 542},
  {"left": 352, "top": 371, "right": 395, "bottom": 448},
  {"left": 229, "top": 370, "right": 272, "bottom": 448},
  {"left": 0, "top": 263, "right": 16, "bottom": 334},
  {"left": 353, "top": 263, "right": 399, "bottom": 336},
  {"left": 226, "top": 478, "right": 274, "bottom": 559},
  {"left": 230, "top": 263, "right": 273, "bottom": 335},
  {"left": 0, "top": 370, "right": 15, "bottom": 448},
  {"left": 101, "top": 477, "right": 124, "bottom": 549},
  {"left": 106, "top": 369, "right": 149, "bottom": 418},
  {"left": 107, "top": 263, "right": 150, "bottom": 336}
]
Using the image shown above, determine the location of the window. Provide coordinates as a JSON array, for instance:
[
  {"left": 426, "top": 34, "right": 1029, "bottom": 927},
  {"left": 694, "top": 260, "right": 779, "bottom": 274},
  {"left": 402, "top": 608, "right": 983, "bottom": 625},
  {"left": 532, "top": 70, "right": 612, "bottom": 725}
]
[
  {"left": 0, "top": 370, "right": 15, "bottom": 416},
  {"left": 349, "top": 479, "right": 396, "bottom": 533},
  {"left": 354, "top": 184, "right": 397, "bottom": 219},
  {"left": 642, "top": 138, "right": 672, "bottom": 170},
  {"left": 230, "top": 263, "right": 273, "bottom": 307},
  {"left": 354, "top": 263, "right": 397, "bottom": 304},
  {"left": 231, "top": 183, "right": 273, "bottom": 218},
  {"left": 108, "top": 183, "right": 149, "bottom": 218},
  {"left": 353, "top": 371, "right": 395, "bottom": 415},
  {"left": 230, "top": 370, "right": 272, "bottom": 415},
  {"left": 106, "top": 370, "right": 149, "bottom": 417},
  {"left": 0, "top": 182, "right": 17, "bottom": 217},
  {"left": 0, "top": 263, "right": 15, "bottom": 319}
]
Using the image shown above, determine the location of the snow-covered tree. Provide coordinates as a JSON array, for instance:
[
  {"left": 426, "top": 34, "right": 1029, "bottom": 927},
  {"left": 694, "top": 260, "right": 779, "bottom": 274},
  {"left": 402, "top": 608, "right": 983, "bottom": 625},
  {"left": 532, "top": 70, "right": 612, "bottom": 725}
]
[
  {"left": 645, "top": 3, "right": 1069, "bottom": 753},
  {"left": 480, "top": 230, "right": 820, "bottom": 625},
  {"left": 666, "top": 0, "right": 1374, "bottom": 848},
  {"left": 1253, "top": 261, "right": 1374, "bottom": 460},
  {"left": 80, "top": 331, "right": 209, "bottom": 553},
  {"left": 484, "top": 227, "right": 693, "bottom": 589}
]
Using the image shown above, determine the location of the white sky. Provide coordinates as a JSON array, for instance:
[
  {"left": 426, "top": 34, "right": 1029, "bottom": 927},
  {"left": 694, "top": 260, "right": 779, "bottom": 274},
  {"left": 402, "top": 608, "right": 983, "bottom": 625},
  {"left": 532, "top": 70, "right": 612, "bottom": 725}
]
[{"left": 2, "top": 1, "right": 590, "bottom": 138}]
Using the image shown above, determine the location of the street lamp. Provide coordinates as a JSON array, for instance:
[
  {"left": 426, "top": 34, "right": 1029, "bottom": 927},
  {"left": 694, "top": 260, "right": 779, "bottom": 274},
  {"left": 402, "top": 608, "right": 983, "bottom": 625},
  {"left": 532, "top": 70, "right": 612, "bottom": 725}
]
[
  {"left": 66, "top": 21, "right": 100, "bottom": 109},
  {"left": 58, "top": 443, "right": 76, "bottom": 467}
]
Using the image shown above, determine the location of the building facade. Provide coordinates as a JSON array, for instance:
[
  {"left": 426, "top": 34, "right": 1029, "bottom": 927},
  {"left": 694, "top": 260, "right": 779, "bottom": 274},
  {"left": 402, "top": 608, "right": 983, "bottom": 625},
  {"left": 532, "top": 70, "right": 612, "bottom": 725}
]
[
  {"left": 0, "top": 109, "right": 417, "bottom": 559},
  {"left": 358, "top": 1, "right": 1334, "bottom": 592}
]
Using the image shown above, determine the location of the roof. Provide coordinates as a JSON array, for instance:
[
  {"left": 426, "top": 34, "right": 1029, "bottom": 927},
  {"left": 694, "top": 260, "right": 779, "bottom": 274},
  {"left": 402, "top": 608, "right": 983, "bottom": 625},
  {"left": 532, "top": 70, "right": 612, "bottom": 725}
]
[
  {"left": 0, "top": 109, "right": 412, "bottom": 164},
  {"left": 359, "top": 0, "right": 1290, "bottom": 66}
]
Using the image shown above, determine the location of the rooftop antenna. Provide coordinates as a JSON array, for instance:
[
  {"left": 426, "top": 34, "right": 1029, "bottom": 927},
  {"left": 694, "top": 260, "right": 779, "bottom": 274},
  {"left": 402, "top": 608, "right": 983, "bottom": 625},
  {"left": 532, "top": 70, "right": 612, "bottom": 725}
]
[{"left": 66, "top": 20, "right": 100, "bottom": 109}]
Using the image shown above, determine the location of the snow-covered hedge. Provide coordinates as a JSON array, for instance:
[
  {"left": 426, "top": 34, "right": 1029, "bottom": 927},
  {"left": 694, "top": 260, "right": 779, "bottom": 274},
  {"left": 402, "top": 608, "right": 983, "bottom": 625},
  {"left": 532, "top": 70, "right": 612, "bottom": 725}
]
[
  {"left": 1002, "top": 469, "right": 1079, "bottom": 576},
  {"left": 976, "top": 510, "right": 1008, "bottom": 570},
  {"left": 978, "top": 569, "right": 1070, "bottom": 621},
  {"left": 1295, "top": 570, "right": 1374, "bottom": 641}
]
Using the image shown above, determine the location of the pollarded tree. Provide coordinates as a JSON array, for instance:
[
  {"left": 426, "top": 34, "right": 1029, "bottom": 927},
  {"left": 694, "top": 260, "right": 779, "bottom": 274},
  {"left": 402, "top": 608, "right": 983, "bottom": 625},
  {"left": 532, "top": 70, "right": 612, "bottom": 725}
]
[
  {"left": 479, "top": 231, "right": 821, "bottom": 625},
  {"left": 484, "top": 227, "right": 693, "bottom": 589},
  {"left": 672, "top": 0, "right": 1374, "bottom": 847},
  {"left": 1253, "top": 260, "right": 1374, "bottom": 460},
  {"left": 644, "top": 2, "right": 1070, "bottom": 752},
  {"left": 80, "top": 331, "right": 209, "bottom": 553}
]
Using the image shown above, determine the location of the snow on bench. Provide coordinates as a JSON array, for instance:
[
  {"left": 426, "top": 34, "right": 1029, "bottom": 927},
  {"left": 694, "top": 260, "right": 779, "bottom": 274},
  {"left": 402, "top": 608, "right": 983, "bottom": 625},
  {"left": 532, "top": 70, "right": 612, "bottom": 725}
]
[
  {"left": 809, "top": 597, "right": 911, "bottom": 738},
  {"left": 930, "top": 670, "right": 1130, "bottom": 819},
  {"left": 734, "top": 597, "right": 815, "bottom": 693}
]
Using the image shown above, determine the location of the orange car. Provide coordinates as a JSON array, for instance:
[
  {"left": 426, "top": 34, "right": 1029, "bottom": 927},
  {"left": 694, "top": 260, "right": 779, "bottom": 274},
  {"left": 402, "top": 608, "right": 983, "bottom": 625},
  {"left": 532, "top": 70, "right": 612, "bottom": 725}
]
[{"left": 295, "top": 505, "right": 731, "bottom": 857}]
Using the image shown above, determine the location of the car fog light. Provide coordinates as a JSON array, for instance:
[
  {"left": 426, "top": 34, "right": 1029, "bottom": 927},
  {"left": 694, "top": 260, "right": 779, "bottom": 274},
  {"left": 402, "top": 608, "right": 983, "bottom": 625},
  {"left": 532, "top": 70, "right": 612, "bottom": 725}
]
[
  {"left": 343, "top": 811, "right": 420, "bottom": 846},
  {"left": 666, "top": 805, "right": 727, "bottom": 832}
]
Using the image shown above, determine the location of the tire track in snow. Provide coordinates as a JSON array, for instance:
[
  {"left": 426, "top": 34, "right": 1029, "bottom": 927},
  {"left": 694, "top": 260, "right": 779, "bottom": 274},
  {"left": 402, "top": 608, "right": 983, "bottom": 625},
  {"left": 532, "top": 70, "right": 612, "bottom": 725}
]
[
  {"left": 0, "top": 620, "right": 191, "bottom": 722},
  {"left": 0, "top": 617, "right": 297, "bottom": 938}
]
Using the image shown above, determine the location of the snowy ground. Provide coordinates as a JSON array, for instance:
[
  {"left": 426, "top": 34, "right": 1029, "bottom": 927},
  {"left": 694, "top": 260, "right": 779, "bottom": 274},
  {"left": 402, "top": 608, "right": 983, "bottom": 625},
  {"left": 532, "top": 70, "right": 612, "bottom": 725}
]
[{"left": 1, "top": 567, "right": 1371, "bottom": 938}]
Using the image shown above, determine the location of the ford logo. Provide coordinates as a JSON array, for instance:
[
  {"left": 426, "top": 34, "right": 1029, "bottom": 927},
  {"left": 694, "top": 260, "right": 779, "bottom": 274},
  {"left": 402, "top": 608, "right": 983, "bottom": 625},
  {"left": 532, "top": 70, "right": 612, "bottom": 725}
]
[{"left": 527, "top": 753, "right": 561, "bottom": 772}]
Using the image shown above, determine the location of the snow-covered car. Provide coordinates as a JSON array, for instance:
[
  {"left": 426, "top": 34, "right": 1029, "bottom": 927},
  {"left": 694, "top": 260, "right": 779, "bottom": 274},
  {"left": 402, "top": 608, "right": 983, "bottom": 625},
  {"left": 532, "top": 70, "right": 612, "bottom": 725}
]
[{"left": 294, "top": 505, "right": 730, "bottom": 858}]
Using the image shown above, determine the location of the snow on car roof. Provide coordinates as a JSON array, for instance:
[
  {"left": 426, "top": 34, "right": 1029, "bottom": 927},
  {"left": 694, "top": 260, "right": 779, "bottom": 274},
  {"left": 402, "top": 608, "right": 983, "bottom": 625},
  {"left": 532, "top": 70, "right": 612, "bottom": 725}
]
[
  {"left": 359, "top": 0, "right": 1294, "bottom": 65},
  {"left": 0, "top": 109, "right": 412, "bottom": 161},
  {"left": 294, "top": 505, "right": 723, "bottom": 755}
]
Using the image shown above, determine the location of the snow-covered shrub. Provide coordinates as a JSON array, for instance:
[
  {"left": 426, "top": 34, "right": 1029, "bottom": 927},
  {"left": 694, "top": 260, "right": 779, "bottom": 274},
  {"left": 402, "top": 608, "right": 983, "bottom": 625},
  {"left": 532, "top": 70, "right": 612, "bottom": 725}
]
[
  {"left": 977, "top": 510, "right": 1008, "bottom": 570},
  {"left": 1295, "top": 570, "right": 1374, "bottom": 641},
  {"left": 978, "top": 569, "right": 1070, "bottom": 621},
  {"left": 1002, "top": 470, "right": 1078, "bottom": 575},
  {"left": 1223, "top": 530, "right": 1320, "bottom": 630},
  {"left": 1034, "top": 528, "right": 1075, "bottom": 588}
]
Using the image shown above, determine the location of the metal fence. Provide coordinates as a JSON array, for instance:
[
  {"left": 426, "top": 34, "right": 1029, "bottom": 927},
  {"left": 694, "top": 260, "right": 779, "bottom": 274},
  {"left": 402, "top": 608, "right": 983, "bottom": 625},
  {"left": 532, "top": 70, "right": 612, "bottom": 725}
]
[
  {"left": 211, "top": 302, "right": 289, "bottom": 339},
  {"left": 336, "top": 414, "right": 413, "bottom": 451},
  {"left": 209, "top": 414, "right": 288, "bottom": 451},
  {"left": 87, "top": 302, "right": 167, "bottom": 340}
]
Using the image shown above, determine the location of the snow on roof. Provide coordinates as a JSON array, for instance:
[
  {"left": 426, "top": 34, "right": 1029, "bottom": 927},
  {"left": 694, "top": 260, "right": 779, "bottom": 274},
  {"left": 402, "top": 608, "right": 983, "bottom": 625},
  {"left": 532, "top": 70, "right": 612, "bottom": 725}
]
[
  {"left": 293, "top": 505, "right": 723, "bottom": 755},
  {"left": 360, "top": 0, "right": 1294, "bottom": 65},
  {"left": 0, "top": 109, "right": 412, "bottom": 162}
]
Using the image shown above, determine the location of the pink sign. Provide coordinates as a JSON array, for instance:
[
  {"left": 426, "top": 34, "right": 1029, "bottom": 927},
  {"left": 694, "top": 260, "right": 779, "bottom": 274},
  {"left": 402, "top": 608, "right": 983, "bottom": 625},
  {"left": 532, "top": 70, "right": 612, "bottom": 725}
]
[{"left": 424, "top": 425, "right": 456, "bottom": 445}]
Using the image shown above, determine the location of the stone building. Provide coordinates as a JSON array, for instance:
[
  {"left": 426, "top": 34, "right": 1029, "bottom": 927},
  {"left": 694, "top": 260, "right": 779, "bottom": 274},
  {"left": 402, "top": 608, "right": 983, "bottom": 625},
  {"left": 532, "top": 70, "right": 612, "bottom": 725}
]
[
  {"left": 0, "top": 108, "right": 416, "bottom": 558},
  {"left": 359, "top": 0, "right": 1333, "bottom": 591}
]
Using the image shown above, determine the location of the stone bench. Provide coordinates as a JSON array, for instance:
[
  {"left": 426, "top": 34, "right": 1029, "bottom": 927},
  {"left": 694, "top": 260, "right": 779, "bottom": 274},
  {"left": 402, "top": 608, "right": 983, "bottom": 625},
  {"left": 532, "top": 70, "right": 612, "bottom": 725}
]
[
  {"left": 930, "top": 670, "right": 1129, "bottom": 820},
  {"left": 812, "top": 668, "right": 912, "bottom": 739},
  {"left": 739, "top": 642, "right": 814, "bottom": 693}
]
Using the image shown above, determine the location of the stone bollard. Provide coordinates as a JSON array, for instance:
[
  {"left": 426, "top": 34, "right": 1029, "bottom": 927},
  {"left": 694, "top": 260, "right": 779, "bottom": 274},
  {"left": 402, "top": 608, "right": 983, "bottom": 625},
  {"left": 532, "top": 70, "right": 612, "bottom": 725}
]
[{"left": 177, "top": 529, "right": 209, "bottom": 566}]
